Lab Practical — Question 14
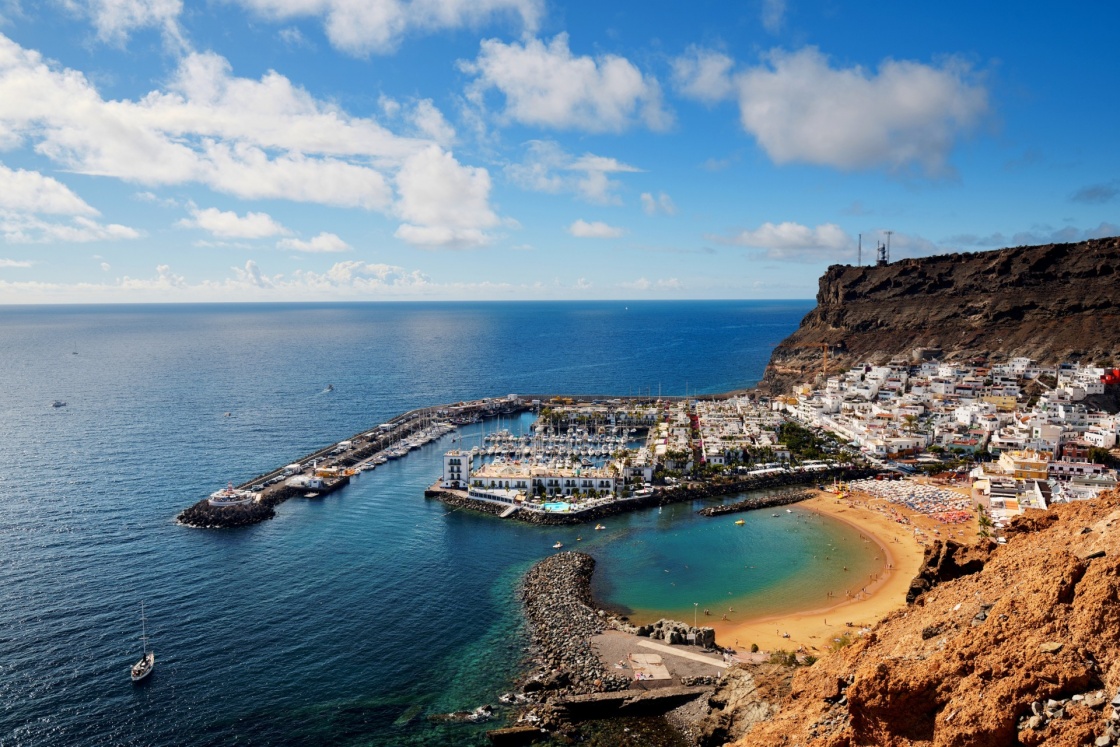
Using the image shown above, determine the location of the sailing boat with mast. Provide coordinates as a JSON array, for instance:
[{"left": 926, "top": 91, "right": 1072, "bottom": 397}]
[{"left": 130, "top": 601, "right": 155, "bottom": 683}]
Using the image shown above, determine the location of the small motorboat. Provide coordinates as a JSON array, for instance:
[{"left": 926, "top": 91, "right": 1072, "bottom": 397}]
[
  {"left": 595, "top": 524, "right": 605, "bottom": 530},
  {"left": 734, "top": 519, "right": 745, "bottom": 525},
  {"left": 552, "top": 542, "right": 563, "bottom": 549},
  {"left": 51, "top": 400, "right": 66, "bottom": 408}
]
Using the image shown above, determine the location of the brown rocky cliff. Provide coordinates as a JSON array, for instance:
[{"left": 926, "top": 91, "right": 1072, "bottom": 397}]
[
  {"left": 762, "top": 236, "right": 1120, "bottom": 393},
  {"left": 708, "top": 491, "right": 1120, "bottom": 747}
]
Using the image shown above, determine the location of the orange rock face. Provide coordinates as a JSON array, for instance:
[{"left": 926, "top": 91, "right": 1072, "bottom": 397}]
[{"left": 725, "top": 491, "right": 1120, "bottom": 747}]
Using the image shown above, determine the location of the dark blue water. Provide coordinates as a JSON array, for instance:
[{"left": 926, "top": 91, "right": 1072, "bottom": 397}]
[{"left": 0, "top": 300, "right": 816, "bottom": 746}]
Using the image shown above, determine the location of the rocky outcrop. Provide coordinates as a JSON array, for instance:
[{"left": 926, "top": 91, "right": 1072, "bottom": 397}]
[
  {"left": 762, "top": 237, "right": 1120, "bottom": 393},
  {"left": 706, "top": 490, "right": 1120, "bottom": 747},
  {"left": 905, "top": 538, "right": 995, "bottom": 604}
]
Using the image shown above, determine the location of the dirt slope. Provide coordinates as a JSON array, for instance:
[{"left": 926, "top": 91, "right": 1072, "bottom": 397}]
[{"left": 714, "top": 491, "right": 1120, "bottom": 746}]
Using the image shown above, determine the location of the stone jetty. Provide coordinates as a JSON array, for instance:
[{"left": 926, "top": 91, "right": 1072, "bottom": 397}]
[
  {"left": 519, "top": 552, "right": 630, "bottom": 697},
  {"left": 697, "top": 489, "right": 813, "bottom": 517},
  {"left": 511, "top": 551, "right": 724, "bottom": 741}
]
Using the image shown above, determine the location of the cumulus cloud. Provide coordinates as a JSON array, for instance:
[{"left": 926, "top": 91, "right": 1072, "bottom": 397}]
[
  {"left": 568, "top": 219, "right": 624, "bottom": 239},
  {"left": 277, "top": 231, "right": 351, "bottom": 252},
  {"left": 640, "top": 191, "right": 676, "bottom": 216},
  {"left": 0, "top": 257, "right": 32, "bottom": 267},
  {"left": 177, "top": 206, "right": 291, "bottom": 238},
  {"left": 409, "top": 99, "right": 455, "bottom": 145},
  {"left": 506, "top": 140, "right": 642, "bottom": 204},
  {"left": 0, "top": 36, "right": 423, "bottom": 210},
  {"left": 736, "top": 48, "right": 987, "bottom": 174},
  {"left": 394, "top": 145, "right": 499, "bottom": 248},
  {"left": 671, "top": 46, "right": 735, "bottom": 103},
  {"left": 713, "top": 220, "right": 852, "bottom": 259},
  {"left": 462, "top": 34, "right": 671, "bottom": 133},
  {"left": 231, "top": 0, "right": 542, "bottom": 56},
  {"left": 70, "top": 0, "right": 185, "bottom": 46},
  {"left": 0, "top": 162, "right": 99, "bottom": 215}
]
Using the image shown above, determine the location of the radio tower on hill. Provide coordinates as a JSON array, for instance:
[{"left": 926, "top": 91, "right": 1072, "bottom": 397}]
[{"left": 876, "top": 230, "right": 892, "bottom": 266}]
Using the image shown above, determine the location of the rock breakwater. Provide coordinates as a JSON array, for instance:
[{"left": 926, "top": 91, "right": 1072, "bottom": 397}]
[
  {"left": 520, "top": 552, "right": 630, "bottom": 697},
  {"left": 697, "top": 490, "right": 812, "bottom": 517}
]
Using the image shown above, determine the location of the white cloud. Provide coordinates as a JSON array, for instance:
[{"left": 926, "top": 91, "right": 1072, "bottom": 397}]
[
  {"left": 735, "top": 47, "right": 988, "bottom": 174},
  {"left": 408, "top": 99, "right": 455, "bottom": 145},
  {"left": 715, "top": 220, "right": 852, "bottom": 259},
  {"left": 231, "top": 0, "right": 542, "bottom": 56},
  {"left": 462, "top": 34, "right": 671, "bottom": 133},
  {"left": 506, "top": 140, "right": 642, "bottom": 204},
  {"left": 671, "top": 46, "right": 735, "bottom": 104},
  {"left": 0, "top": 37, "right": 422, "bottom": 210},
  {"left": 0, "top": 257, "right": 32, "bottom": 267},
  {"left": 277, "top": 26, "right": 308, "bottom": 48},
  {"left": 0, "top": 214, "right": 141, "bottom": 243},
  {"left": 177, "top": 206, "right": 292, "bottom": 238},
  {"left": 0, "top": 162, "right": 99, "bottom": 215},
  {"left": 277, "top": 231, "right": 351, "bottom": 252},
  {"left": 72, "top": 0, "right": 184, "bottom": 46},
  {"left": 100, "top": 261, "right": 111, "bottom": 271},
  {"left": 640, "top": 191, "right": 676, "bottom": 216},
  {"left": 568, "top": 219, "right": 624, "bottom": 239},
  {"left": 393, "top": 145, "right": 499, "bottom": 248},
  {"left": 760, "top": 0, "right": 786, "bottom": 33}
]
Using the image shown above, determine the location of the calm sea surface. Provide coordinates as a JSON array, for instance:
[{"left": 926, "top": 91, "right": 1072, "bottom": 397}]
[{"left": 0, "top": 300, "right": 886, "bottom": 746}]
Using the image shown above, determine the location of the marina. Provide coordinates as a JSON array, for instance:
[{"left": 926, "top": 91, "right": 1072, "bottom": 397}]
[{"left": 182, "top": 391, "right": 879, "bottom": 528}]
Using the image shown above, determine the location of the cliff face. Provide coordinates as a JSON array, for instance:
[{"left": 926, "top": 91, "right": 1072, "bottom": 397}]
[
  {"left": 762, "top": 237, "right": 1120, "bottom": 392},
  {"left": 709, "top": 491, "right": 1120, "bottom": 747}
]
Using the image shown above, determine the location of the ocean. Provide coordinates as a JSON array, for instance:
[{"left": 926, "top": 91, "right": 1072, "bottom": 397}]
[{"left": 0, "top": 300, "right": 885, "bottom": 746}]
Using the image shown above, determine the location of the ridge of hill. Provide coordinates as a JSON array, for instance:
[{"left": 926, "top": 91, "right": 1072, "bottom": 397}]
[{"left": 762, "top": 237, "right": 1120, "bottom": 393}]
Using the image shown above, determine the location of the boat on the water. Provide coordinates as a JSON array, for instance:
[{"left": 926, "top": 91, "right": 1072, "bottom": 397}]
[
  {"left": 130, "top": 602, "right": 155, "bottom": 683},
  {"left": 51, "top": 400, "right": 66, "bottom": 408},
  {"left": 552, "top": 542, "right": 563, "bottom": 549},
  {"left": 734, "top": 519, "right": 745, "bottom": 525},
  {"left": 594, "top": 524, "right": 605, "bottom": 530}
]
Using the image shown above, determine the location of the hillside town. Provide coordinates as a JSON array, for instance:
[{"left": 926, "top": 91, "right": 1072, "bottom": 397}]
[
  {"left": 778, "top": 354, "right": 1120, "bottom": 522},
  {"left": 437, "top": 355, "right": 1120, "bottom": 529}
]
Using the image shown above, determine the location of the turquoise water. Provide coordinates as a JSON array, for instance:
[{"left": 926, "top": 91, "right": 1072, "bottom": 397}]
[
  {"left": 541, "top": 502, "right": 572, "bottom": 512},
  {"left": 587, "top": 500, "right": 883, "bottom": 626},
  {"left": 0, "top": 300, "right": 836, "bottom": 745}
]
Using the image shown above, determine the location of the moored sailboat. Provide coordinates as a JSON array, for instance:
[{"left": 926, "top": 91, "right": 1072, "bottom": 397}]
[{"left": 130, "top": 602, "right": 155, "bottom": 683}]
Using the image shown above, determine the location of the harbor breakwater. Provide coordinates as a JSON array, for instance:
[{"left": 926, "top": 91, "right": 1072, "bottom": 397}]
[
  {"left": 176, "top": 395, "right": 529, "bottom": 528},
  {"left": 697, "top": 489, "right": 813, "bottom": 517},
  {"left": 515, "top": 552, "right": 720, "bottom": 738}
]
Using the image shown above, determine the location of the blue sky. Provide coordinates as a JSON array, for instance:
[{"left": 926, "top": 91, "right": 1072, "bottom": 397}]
[{"left": 0, "top": 0, "right": 1116, "bottom": 302}]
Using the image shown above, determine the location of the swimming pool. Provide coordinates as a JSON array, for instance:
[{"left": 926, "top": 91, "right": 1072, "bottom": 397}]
[{"left": 541, "top": 502, "right": 571, "bottom": 512}]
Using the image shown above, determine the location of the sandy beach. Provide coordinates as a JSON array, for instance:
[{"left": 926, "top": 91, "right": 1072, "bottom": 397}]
[{"left": 712, "top": 488, "right": 978, "bottom": 656}]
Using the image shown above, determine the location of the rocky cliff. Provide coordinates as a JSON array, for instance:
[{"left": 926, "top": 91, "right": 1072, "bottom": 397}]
[
  {"left": 703, "top": 490, "right": 1120, "bottom": 747},
  {"left": 762, "top": 237, "right": 1120, "bottom": 393}
]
